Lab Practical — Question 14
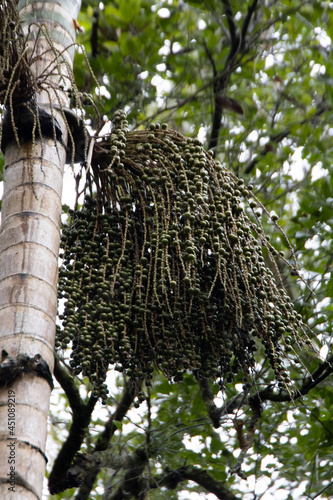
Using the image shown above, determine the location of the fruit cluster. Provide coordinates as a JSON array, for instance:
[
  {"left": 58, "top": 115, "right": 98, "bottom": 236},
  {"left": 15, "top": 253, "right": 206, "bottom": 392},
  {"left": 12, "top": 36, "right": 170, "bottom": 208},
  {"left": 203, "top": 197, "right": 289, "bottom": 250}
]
[{"left": 57, "top": 110, "right": 309, "bottom": 401}]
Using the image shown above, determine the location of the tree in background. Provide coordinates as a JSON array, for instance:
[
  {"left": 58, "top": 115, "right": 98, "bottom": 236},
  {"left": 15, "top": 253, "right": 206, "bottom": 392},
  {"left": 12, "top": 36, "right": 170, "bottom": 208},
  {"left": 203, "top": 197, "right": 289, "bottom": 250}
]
[{"left": 1, "top": 1, "right": 333, "bottom": 499}]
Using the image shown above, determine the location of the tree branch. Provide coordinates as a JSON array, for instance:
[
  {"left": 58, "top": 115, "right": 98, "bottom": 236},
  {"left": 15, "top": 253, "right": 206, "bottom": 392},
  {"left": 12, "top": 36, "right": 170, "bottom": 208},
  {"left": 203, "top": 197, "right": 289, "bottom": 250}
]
[
  {"left": 156, "top": 465, "right": 240, "bottom": 500},
  {"left": 48, "top": 357, "right": 98, "bottom": 494},
  {"left": 208, "top": 0, "right": 241, "bottom": 154},
  {"left": 95, "top": 382, "right": 138, "bottom": 451},
  {"left": 90, "top": 7, "right": 99, "bottom": 58},
  {"left": 74, "top": 382, "right": 137, "bottom": 500},
  {"left": 240, "top": 0, "right": 259, "bottom": 49},
  {"left": 203, "top": 41, "right": 217, "bottom": 79},
  {"left": 244, "top": 102, "right": 330, "bottom": 174},
  {"left": 52, "top": 355, "right": 89, "bottom": 412},
  {"left": 208, "top": 102, "right": 224, "bottom": 154},
  {"left": 106, "top": 448, "right": 148, "bottom": 500},
  {"left": 219, "top": 354, "right": 333, "bottom": 421},
  {"left": 77, "top": 451, "right": 241, "bottom": 500},
  {"left": 244, "top": 129, "right": 290, "bottom": 174},
  {"left": 197, "top": 377, "right": 223, "bottom": 428},
  {"left": 67, "top": 447, "right": 148, "bottom": 500},
  {"left": 221, "top": 0, "right": 240, "bottom": 60}
]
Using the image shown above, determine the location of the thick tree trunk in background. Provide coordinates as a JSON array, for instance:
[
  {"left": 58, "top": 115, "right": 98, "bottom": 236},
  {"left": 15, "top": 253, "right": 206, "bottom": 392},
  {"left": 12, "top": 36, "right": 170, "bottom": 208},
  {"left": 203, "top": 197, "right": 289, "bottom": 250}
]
[{"left": 0, "top": 1, "right": 81, "bottom": 498}]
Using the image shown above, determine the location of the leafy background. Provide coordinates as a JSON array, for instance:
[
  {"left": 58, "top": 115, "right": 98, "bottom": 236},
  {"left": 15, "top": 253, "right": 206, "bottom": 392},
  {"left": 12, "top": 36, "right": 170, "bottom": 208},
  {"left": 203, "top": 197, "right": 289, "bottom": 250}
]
[
  {"left": 53, "top": 0, "right": 333, "bottom": 498},
  {"left": 2, "top": 0, "right": 333, "bottom": 499}
]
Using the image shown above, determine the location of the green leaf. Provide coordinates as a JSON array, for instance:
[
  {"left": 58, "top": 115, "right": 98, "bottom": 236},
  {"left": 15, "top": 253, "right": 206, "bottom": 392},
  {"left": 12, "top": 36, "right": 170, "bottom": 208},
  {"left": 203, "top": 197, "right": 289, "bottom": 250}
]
[
  {"left": 119, "top": 0, "right": 141, "bottom": 22},
  {"left": 112, "top": 421, "right": 123, "bottom": 430}
]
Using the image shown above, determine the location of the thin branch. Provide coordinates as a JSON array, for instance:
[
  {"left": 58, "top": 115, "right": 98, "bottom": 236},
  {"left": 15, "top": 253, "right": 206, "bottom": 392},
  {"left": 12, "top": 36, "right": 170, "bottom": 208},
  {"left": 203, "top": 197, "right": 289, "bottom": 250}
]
[
  {"left": 221, "top": 0, "right": 240, "bottom": 59},
  {"left": 244, "top": 129, "right": 290, "bottom": 174},
  {"left": 207, "top": 0, "right": 241, "bottom": 154},
  {"left": 244, "top": 102, "right": 330, "bottom": 174},
  {"left": 310, "top": 478, "right": 333, "bottom": 499},
  {"left": 240, "top": 0, "right": 259, "bottom": 49},
  {"left": 203, "top": 41, "right": 217, "bottom": 79}
]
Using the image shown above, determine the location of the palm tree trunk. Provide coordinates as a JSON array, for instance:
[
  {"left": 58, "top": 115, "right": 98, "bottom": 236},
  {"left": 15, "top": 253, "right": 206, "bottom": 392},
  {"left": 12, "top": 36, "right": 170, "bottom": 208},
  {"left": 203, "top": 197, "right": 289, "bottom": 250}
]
[{"left": 0, "top": 1, "right": 81, "bottom": 498}]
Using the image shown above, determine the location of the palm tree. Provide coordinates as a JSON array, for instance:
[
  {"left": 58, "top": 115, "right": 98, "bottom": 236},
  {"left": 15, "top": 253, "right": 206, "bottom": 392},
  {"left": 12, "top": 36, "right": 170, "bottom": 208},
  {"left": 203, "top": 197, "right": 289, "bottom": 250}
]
[{"left": 0, "top": 1, "right": 81, "bottom": 497}]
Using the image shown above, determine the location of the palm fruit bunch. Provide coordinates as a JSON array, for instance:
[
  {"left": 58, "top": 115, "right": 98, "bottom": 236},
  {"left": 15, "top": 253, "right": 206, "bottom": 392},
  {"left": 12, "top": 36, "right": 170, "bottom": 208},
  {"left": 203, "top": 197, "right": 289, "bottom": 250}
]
[{"left": 56, "top": 110, "right": 311, "bottom": 401}]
